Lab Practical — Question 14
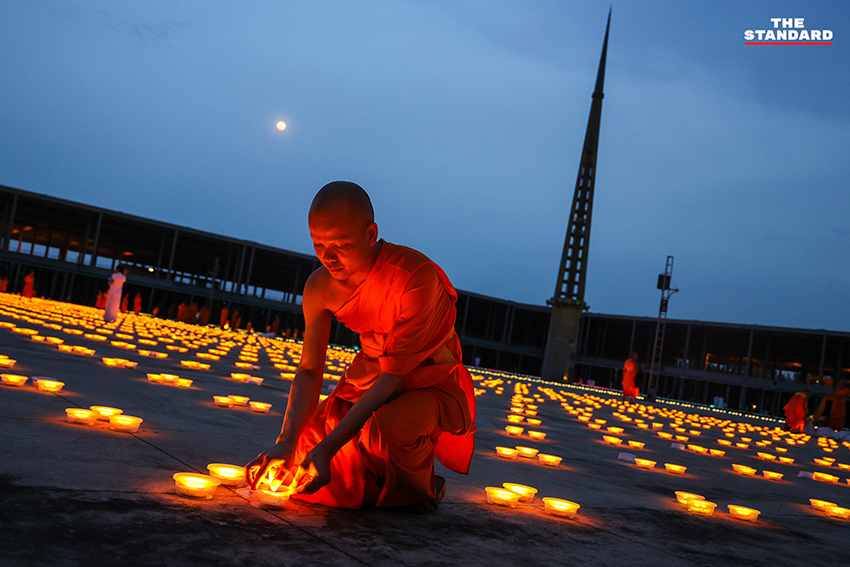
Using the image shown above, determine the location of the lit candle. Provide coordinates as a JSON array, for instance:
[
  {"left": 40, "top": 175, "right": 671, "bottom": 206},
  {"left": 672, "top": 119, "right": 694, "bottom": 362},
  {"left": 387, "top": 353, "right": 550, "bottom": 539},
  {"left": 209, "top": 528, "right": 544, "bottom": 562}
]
[
  {"left": 538, "top": 454, "right": 562, "bottom": 467},
  {"left": 731, "top": 464, "right": 757, "bottom": 476},
  {"left": 675, "top": 492, "right": 704, "bottom": 505},
  {"left": 602, "top": 435, "right": 623, "bottom": 446},
  {"left": 675, "top": 435, "right": 690, "bottom": 443},
  {"left": 528, "top": 431, "right": 547, "bottom": 441},
  {"left": 214, "top": 396, "right": 234, "bottom": 407},
  {"left": 686, "top": 499, "right": 717, "bottom": 515},
  {"left": 207, "top": 463, "right": 247, "bottom": 486},
  {"left": 35, "top": 378, "right": 65, "bottom": 393},
  {"left": 761, "top": 470, "right": 783, "bottom": 481},
  {"left": 176, "top": 378, "right": 193, "bottom": 388},
  {"left": 588, "top": 423, "right": 602, "bottom": 430},
  {"left": 628, "top": 441, "right": 645, "bottom": 450},
  {"left": 809, "top": 499, "right": 836, "bottom": 511},
  {"left": 484, "top": 486, "right": 521, "bottom": 507},
  {"left": 109, "top": 415, "right": 142, "bottom": 433},
  {"left": 65, "top": 408, "right": 98, "bottom": 425},
  {"left": 495, "top": 446, "right": 519, "bottom": 460},
  {"left": 635, "top": 458, "right": 656, "bottom": 470},
  {"left": 230, "top": 373, "right": 250, "bottom": 382},
  {"left": 1, "top": 374, "right": 28, "bottom": 387},
  {"left": 727, "top": 505, "right": 760, "bottom": 522},
  {"left": 249, "top": 401, "right": 272, "bottom": 413},
  {"left": 173, "top": 473, "right": 221, "bottom": 499},
  {"left": 250, "top": 487, "right": 294, "bottom": 508},
  {"left": 812, "top": 472, "right": 840, "bottom": 484},
  {"left": 502, "top": 482, "right": 538, "bottom": 503},
  {"left": 506, "top": 414, "right": 523, "bottom": 423},
  {"left": 228, "top": 395, "right": 250, "bottom": 406},
  {"left": 709, "top": 449, "right": 726, "bottom": 457},
  {"left": 813, "top": 458, "right": 833, "bottom": 467},
  {"left": 717, "top": 439, "right": 732, "bottom": 446},
  {"left": 542, "top": 497, "right": 580, "bottom": 518},
  {"left": 657, "top": 432, "right": 673, "bottom": 439},
  {"left": 756, "top": 452, "right": 776, "bottom": 461},
  {"left": 147, "top": 373, "right": 164, "bottom": 382},
  {"left": 778, "top": 457, "right": 795, "bottom": 465},
  {"left": 504, "top": 426, "right": 524, "bottom": 437},
  {"left": 526, "top": 418, "right": 542, "bottom": 426},
  {"left": 664, "top": 463, "right": 687, "bottom": 475},
  {"left": 607, "top": 427, "right": 624, "bottom": 434},
  {"left": 90, "top": 406, "right": 123, "bottom": 420},
  {"left": 735, "top": 443, "right": 749, "bottom": 449},
  {"left": 515, "top": 446, "right": 539, "bottom": 458}
]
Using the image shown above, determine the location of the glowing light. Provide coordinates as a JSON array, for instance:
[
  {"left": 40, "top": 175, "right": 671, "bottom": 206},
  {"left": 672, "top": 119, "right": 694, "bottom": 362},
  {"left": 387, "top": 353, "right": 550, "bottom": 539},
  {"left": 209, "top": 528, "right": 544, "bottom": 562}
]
[
  {"left": 515, "top": 446, "right": 539, "bottom": 458},
  {"left": 109, "top": 415, "right": 142, "bottom": 433},
  {"left": 249, "top": 401, "right": 272, "bottom": 413},
  {"left": 207, "top": 463, "right": 246, "bottom": 486},
  {"left": 810, "top": 499, "right": 836, "bottom": 511},
  {"left": 762, "top": 470, "right": 783, "bottom": 481},
  {"left": 675, "top": 492, "right": 704, "bottom": 505},
  {"left": 504, "top": 426, "right": 524, "bottom": 437},
  {"left": 635, "top": 459, "right": 656, "bottom": 470},
  {"left": 1, "top": 374, "right": 28, "bottom": 387},
  {"left": 228, "top": 395, "right": 250, "bottom": 406},
  {"left": 528, "top": 431, "right": 547, "bottom": 441},
  {"left": 502, "top": 483, "right": 538, "bottom": 503},
  {"left": 731, "top": 464, "right": 757, "bottom": 476},
  {"left": 812, "top": 472, "right": 840, "bottom": 484},
  {"left": 495, "top": 446, "right": 519, "bottom": 460},
  {"left": 542, "top": 497, "right": 580, "bottom": 518},
  {"left": 65, "top": 408, "right": 98, "bottom": 425},
  {"left": 538, "top": 454, "right": 562, "bottom": 467},
  {"left": 664, "top": 463, "right": 687, "bottom": 475},
  {"left": 276, "top": 121, "right": 287, "bottom": 131},
  {"left": 824, "top": 506, "right": 850, "bottom": 519},
  {"left": 686, "top": 499, "right": 717, "bottom": 515},
  {"left": 728, "top": 505, "right": 760, "bottom": 522},
  {"left": 214, "top": 396, "right": 234, "bottom": 407},
  {"left": 602, "top": 435, "right": 623, "bottom": 445},
  {"left": 90, "top": 406, "right": 123, "bottom": 420},
  {"left": 173, "top": 473, "right": 221, "bottom": 499},
  {"left": 484, "top": 487, "right": 521, "bottom": 507}
]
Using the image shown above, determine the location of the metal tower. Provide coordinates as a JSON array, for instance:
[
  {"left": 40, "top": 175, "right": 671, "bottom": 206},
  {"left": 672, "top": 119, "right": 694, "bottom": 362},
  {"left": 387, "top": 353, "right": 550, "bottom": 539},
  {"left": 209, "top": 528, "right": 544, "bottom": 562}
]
[{"left": 541, "top": 10, "right": 610, "bottom": 382}]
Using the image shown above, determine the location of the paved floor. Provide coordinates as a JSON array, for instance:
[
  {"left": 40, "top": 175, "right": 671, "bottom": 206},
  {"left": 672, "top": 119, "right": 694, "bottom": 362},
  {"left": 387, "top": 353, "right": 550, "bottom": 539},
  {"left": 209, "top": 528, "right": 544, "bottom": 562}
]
[{"left": 1, "top": 295, "right": 848, "bottom": 567}]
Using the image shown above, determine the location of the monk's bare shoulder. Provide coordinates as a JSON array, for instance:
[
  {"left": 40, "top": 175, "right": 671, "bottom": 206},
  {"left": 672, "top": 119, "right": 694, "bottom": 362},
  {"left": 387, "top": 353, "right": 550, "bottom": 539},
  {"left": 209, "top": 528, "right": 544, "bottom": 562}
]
[{"left": 304, "top": 267, "right": 352, "bottom": 314}]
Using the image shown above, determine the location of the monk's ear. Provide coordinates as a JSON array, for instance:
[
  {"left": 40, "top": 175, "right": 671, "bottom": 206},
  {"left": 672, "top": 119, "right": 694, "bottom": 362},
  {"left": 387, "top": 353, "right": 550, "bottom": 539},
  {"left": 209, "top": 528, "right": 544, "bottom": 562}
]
[{"left": 366, "top": 222, "right": 378, "bottom": 245}]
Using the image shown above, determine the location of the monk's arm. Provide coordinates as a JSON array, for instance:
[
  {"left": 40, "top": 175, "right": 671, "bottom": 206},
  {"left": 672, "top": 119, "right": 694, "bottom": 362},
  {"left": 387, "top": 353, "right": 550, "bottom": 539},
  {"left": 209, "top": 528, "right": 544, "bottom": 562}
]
[{"left": 246, "top": 273, "right": 330, "bottom": 488}]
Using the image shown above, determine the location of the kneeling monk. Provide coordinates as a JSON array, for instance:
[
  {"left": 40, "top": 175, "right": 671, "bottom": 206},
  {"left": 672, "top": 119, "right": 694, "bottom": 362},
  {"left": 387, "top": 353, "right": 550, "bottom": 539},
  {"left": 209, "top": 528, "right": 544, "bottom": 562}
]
[{"left": 247, "top": 181, "right": 476, "bottom": 512}]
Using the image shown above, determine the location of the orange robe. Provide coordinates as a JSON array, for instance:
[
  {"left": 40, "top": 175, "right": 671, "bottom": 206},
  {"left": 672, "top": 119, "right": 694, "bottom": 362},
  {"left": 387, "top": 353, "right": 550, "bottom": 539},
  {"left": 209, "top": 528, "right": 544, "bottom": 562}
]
[
  {"left": 292, "top": 241, "right": 476, "bottom": 509},
  {"left": 782, "top": 393, "right": 807, "bottom": 432},
  {"left": 622, "top": 359, "right": 639, "bottom": 397},
  {"left": 21, "top": 274, "right": 35, "bottom": 298},
  {"left": 829, "top": 387, "right": 849, "bottom": 431}
]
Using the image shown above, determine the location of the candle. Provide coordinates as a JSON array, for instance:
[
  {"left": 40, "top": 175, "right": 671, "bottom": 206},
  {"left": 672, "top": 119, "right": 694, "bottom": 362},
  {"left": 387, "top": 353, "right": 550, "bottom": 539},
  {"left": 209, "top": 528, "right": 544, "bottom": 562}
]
[
  {"left": 515, "top": 446, "right": 539, "bottom": 458},
  {"left": 65, "top": 408, "right": 98, "bottom": 425},
  {"left": 778, "top": 457, "right": 795, "bottom": 465},
  {"left": 250, "top": 487, "right": 294, "bottom": 508},
  {"left": 528, "top": 431, "right": 547, "bottom": 441},
  {"left": 538, "top": 454, "right": 562, "bottom": 467},
  {"left": 90, "top": 406, "right": 123, "bottom": 420},
  {"left": 686, "top": 499, "right": 717, "bottom": 515},
  {"left": 675, "top": 492, "right": 704, "bottom": 505},
  {"left": 0, "top": 358, "right": 16, "bottom": 368},
  {"left": 664, "top": 463, "right": 687, "bottom": 475},
  {"left": 635, "top": 459, "right": 656, "bottom": 470},
  {"left": 1, "top": 374, "right": 28, "bottom": 387},
  {"left": 602, "top": 435, "right": 623, "bottom": 446},
  {"left": 657, "top": 432, "right": 673, "bottom": 439},
  {"left": 502, "top": 482, "right": 538, "bottom": 503},
  {"left": 824, "top": 506, "right": 850, "bottom": 519},
  {"left": 214, "top": 396, "right": 234, "bottom": 407},
  {"left": 228, "top": 395, "right": 250, "bottom": 406},
  {"left": 173, "top": 473, "right": 221, "bottom": 499},
  {"left": 628, "top": 441, "right": 645, "bottom": 450},
  {"left": 688, "top": 445, "right": 707, "bottom": 454},
  {"left": 109, "top": 415, "right": 142, "bottom": 433},
  {"left": 176, "top": 378, "right": 193, "bottom": 388},
  {"left": 813, "top": 458, "right": 833, "bottom": 467},
  {"left": 717, "top": 439, "right": 732, "bottom": 446},
  {"left": 207, "top": 463, "right": 247, "bottom": 486},
  {"left": 495, "top": 446, "right": 519, "bottom": 460},
  {"left": 542, "top": 497, "right": 580, "bottom": 518},
  {"left": 506, "top": 414, "right": 524, "bottom": 423},
  {"left": 230, "top": 373, "right": 251, "bottom": 382},
  {"left": 484, "top": 487, "right": 521, "bottom": 507},
  {"left": 652, "top": 423, "right": 663, "bottom": 429},
  {"left": 35, "top": 378, "right": 65, "bottom": 393},
  {"left": 761, "top": 470, "right": 783, "bottom": 481},
  {"left": 735, "top": 443, "right": 749, "bottom": 449},
  {"left": 837, "top": 463, "right": 850, "bottom": 471},
  {"left": 675, "top": 435, "right": 690, "bottom": 443},
  {"left": 147, "top": 373, "right": 164, "bottom": 382},
  {"left": 731, "top": 464, "right": 757, "bottom": 476},
  {"left": 249, "top": 401, "right": 272, "bottom": 413},
  {"left": 809, "top": 499, "right": 836, "bottom": 511},
  {"left": 727, "top": 505, "right": 760, "bottom": 522},
  {"left": 526, "top": 418, "right": 542, "bottom": 426},
  {"left": 588, "top": 423, "right": 602, "bottom": 430},
  {"left": 606, "top": 427, "right": 624, "bottom": 434},
  {"left": 504, "top": 426, "right": 524, "bottom": 437},
  {"left": 812, "top": 472, "right": 840, "bottom": 484}
]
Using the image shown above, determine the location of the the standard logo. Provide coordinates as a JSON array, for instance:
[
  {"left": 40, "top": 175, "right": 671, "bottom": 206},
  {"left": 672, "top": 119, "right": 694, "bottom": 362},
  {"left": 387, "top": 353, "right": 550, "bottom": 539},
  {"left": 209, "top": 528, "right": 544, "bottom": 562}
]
[{"left": 744, "top": 18, "right": 833, "bottom": 45}]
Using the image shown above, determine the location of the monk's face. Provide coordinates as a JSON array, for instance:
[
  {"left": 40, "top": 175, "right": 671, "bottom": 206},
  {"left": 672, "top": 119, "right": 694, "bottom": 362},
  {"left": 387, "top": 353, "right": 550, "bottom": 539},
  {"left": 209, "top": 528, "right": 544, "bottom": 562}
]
[{"left": 309, "top": 207, "right": 378, "bottom": 282}]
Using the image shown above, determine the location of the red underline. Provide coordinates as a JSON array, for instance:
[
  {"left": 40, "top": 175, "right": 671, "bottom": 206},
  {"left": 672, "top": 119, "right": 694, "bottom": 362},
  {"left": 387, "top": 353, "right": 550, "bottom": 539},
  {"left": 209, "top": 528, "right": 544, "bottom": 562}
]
[{"left": 745, "top": 41, "right": 833, "bottom": 45}]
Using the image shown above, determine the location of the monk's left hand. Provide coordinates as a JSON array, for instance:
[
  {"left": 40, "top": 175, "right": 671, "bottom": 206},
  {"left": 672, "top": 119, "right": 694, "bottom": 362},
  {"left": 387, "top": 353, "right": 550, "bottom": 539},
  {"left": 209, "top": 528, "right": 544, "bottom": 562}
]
[{"left": 293, "top": 445, "right": 332, "bottom": 494}]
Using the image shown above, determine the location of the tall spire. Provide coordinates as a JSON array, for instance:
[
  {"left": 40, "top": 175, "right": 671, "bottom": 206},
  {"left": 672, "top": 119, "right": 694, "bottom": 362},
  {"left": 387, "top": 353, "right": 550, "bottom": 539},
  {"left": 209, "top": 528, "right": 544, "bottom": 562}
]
[{"left": 541, "top": 10, "right": 611, "bottom": 383}]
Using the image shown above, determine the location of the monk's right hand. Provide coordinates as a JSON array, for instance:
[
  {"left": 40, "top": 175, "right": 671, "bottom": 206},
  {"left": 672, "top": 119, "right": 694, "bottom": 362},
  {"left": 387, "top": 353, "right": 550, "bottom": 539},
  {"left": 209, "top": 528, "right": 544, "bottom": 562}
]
[{"left": 245, "top": 440, "right": 294, "bottom": 490}]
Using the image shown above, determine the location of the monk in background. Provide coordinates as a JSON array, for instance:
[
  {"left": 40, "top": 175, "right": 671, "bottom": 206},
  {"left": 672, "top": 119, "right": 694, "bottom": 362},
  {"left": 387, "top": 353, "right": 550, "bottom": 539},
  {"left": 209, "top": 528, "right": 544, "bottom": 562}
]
[
  {"left": 813, "top": 380, "right": 850, "bottom": 432},
  {"left": 782, "top": 390, "right": 808, "bottom": 432},
  {"left": 622, "top": 353, "right": 640, "bottom": 403},
  {"left": 247, "top": 181, "right": 476, "bottom": 513}
]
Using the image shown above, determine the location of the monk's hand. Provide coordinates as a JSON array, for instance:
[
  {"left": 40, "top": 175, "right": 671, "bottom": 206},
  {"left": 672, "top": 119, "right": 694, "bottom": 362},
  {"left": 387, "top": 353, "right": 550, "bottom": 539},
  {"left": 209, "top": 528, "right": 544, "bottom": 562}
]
[
  {"left": 293, "top": 445, "right": 331, "bottom": 495},
  {"left": 245, "top": 440, "right": 294, "bottom": 490}
]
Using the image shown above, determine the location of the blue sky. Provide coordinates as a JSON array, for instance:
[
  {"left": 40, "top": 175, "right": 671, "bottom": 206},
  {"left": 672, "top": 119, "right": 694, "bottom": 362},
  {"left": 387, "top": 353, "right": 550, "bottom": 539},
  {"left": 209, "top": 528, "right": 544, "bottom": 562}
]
[{"left": 1, "top": 1, "right": 848, "bottom": 331}]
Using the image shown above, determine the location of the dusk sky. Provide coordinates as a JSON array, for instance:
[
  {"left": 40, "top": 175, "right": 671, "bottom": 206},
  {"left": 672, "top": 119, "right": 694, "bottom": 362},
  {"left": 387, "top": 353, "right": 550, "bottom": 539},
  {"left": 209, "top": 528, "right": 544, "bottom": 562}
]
[{"left": 1, "top": 1, "right": 848, "bottom": 332}]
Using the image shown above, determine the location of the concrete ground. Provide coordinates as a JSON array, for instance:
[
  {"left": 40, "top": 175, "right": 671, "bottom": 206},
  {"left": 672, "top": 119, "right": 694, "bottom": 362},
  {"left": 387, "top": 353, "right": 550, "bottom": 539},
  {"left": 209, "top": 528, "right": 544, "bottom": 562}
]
[{"left": 1, "top": 296, "right": 848, "bottom": 567}]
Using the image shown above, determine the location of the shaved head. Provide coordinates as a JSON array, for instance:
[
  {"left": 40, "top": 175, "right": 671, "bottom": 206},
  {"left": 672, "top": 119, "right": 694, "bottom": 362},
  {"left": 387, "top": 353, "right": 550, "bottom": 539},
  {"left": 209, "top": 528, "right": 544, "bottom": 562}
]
[{"left": 309, "top": 181, "right": 374, "bottom": 229}]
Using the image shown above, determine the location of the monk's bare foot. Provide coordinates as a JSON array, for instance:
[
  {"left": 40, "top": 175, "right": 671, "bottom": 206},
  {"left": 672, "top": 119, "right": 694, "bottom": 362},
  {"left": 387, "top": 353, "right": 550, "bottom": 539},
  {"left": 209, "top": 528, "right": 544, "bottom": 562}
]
[{"left": 395, "top": 476, "right": 446, "bottom": 514}]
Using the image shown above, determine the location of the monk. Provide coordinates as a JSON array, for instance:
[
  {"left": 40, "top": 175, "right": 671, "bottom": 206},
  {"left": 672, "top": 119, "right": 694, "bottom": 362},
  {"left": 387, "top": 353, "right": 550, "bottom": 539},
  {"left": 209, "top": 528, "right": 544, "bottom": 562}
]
[
  {"left": 133, "top": 293, "right": 142, "bottom": 314},
  {"left": 21, "top": 271, "right": 36, "bottom": 298},
  {"left": 622, "top": 353, "right": 640, "bottom": 403},
  {"left": 782, "top": 390, "right": 808, "bottom": 432},
  {"left": 247, "top": 181, "right": 475, "bottom": 513},
  {"left": 813, "top": 380, "right": 850, "bottom": 432}
]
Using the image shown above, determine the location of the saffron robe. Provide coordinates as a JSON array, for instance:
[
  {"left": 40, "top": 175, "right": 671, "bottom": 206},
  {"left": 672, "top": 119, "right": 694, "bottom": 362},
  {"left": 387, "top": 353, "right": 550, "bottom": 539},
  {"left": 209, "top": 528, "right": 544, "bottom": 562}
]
[
  {"left": 782, "top": 392, "right": 807, "bottom": 432},
  {"left": 103, "top": 272, "right": 125, "bottom": 322},
  {"left": 21, "top": 274, "right": 35, "bottom": 298},
  {"left": 292, "top": 241, "right": 476, "bottom": 509},
  {"left": 622, "top": 358, "right": 639, "bottom": 397}
]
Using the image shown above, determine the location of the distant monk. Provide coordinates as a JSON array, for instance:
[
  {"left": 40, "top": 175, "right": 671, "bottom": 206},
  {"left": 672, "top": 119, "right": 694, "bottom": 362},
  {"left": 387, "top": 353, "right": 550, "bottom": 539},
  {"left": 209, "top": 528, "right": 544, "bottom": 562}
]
[
  {"left": 198, "top": 305, "right": 210, "bottom": 326},
  {"left": 813, "top": 380, "right": 850, "bottom": 431},
  {"left": 783, "top": 390, "right": 808, "bottom": 432},
  {"left": 247, "top": 181, "right": 476, "bottom": 513},
  {"left": 133, "top": 293, "right": 142, "bottom": 314},
  {"left": 103, "top": 266, "right": 127, "bottom": 322},
  {"left": 21, "top": 271, "right": 36, "bottom": 298},
  {"left": 622, "top": 353, "right": 641, "bottom": 403},
  {"left": 121, "top": 294, "right": 129, "bottom": 313},
  {"left": 219, "top": 306, "right": 229, "bottom": 329},
  {"left": 95, "top": 290, "right": 105, "bottom": 309}
]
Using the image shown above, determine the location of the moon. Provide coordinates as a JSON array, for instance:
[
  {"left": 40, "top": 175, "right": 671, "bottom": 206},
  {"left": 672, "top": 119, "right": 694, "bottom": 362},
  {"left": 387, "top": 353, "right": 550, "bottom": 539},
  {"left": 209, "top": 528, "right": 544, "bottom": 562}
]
[{"left": 276, "top": 121, "right": 287, "bottom": 131}]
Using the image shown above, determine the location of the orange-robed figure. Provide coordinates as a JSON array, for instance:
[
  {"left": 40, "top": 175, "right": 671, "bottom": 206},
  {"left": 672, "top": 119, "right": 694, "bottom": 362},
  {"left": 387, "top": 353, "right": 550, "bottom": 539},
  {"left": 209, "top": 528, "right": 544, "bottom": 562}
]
[
  {"left": 247, "top": 181, "right": 476, "bottom": 513},
  {"left": 782, "top": 391, "right": 807, "bottom": 432}
]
